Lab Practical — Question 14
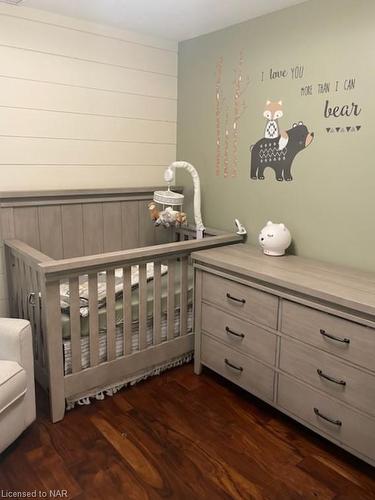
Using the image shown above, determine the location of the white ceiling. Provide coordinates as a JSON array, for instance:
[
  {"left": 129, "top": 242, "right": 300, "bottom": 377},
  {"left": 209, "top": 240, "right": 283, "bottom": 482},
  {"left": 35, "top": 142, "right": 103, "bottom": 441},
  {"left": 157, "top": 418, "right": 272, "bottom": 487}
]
[{"left": 20, "top": 0, "right": 308, "bottom": 41}]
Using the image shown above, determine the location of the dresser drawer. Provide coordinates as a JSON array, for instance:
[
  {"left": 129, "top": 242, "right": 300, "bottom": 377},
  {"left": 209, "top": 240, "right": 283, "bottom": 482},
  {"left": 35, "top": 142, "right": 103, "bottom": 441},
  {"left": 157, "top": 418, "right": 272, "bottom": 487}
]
[
  {"left": 277, "top": 374, "right": 375, "bottom": 463},
  {"left": 202, "top": 303, "right": 277, "bottom": 366},
  {"left": 201, "top": 334, "right": 275, "bottom": 402},
  {"left": 279, "top": 338, "right": 375, "bottom": 416},
  {"left": 202, "top": 272, "right": 278, "bottom": 329},
  {"left": 281, "top": 300, "right": 375, "bottom": 371}
]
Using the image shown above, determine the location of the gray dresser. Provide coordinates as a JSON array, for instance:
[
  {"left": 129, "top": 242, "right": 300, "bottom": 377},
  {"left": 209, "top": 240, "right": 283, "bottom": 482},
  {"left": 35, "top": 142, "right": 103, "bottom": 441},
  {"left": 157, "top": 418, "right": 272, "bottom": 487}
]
[{"left": 192, "top": 244, "right": 375, "bottom": 466}]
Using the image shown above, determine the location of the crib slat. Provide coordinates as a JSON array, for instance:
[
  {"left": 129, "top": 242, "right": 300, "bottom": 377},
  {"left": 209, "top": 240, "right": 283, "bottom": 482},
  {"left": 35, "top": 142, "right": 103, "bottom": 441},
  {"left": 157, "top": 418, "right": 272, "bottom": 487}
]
[
  {"left": 27, "top": 266, "right": 34, "bottom": 322},
  {"left": 40, "top": 277, "right": 48, "bottom": 370},
  {"left": 22, "top": 263, "right": 29, "bottom": 319},
  {"left": 69, "top": 277, "right": 81, "bottom": 373},
  {"left": 23, "top": 264, "right": 31, "bottom": 320},
  {"left": 123, "top": 266, "right": 132, "bottom": 355},
  {"left": 139, "top": 263, "right": 147, "bottom": 350},
  {"left": 17, "top": 258, "right": 24, "bottom": 318},
  {"left": 21, "top": 260, "right": 29, "bottom": 320},
  {"left": 24, "top": 265, "right": 36, "bottom": 357},
  {"left": 11, "top": 255, "right": 19, "bottom": 317},
  {"left": 167, "top": 259, "right": 176, "bottom": 340},
  {"left": 30, "top": 269, "right": 41, "bottom": 362},
  {"left": 180, "top": 256, "right": 189, "bottom": 336},
  {"left": 14, "top": 257, "right": 20, "bottom": 317},
  {"left": 43, "top": 279, "right": 65, "bottom": 422},
  {"left": 153, "top": 261, "right": 162, "bottom": 345},
  {"left": 5, "top": 247, "right": 15, "bottom": 318},
  {"left": 26, "top": 268, "right": 37, "bottom": 360},
  {"left": 15, "top": 258, "right": 23, "bottom": 318},
  {"left": 106, "top": 269, "right": 116, "bottom": 361},
  {"left": 88, "top": 273, "right": 99, "bottom": 367},
  {"left": 36, "top": 273, "right": 47, "bottom": 368}
]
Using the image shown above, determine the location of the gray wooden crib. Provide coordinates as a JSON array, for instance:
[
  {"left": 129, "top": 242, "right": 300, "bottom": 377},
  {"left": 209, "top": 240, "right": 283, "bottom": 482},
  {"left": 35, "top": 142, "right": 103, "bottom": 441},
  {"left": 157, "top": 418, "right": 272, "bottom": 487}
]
[{"left": 1, "top": 188, "right": 242, "bottom": 422}]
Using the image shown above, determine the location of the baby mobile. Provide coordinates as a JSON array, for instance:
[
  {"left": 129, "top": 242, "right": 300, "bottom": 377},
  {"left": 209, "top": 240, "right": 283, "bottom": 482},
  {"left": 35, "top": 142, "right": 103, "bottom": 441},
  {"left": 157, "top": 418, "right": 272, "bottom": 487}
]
[
  {"left": 148, "top": 161, "right": 205, "bottom": 239},
  {"left": 215, "top": 49, "right": 249, "bottom": 178}
]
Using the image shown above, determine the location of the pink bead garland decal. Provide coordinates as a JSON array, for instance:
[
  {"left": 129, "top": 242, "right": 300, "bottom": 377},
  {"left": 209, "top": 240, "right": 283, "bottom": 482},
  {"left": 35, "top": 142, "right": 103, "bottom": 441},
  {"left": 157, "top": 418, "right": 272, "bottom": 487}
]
[
  {"left": 215, "top": 56, "right": 224, "bottom": 177},
  {"left": 215, "top": 51, "right": 249, "bottom": 178},
  {"left": 223, "top": 110, "right": 229, "bottom": 178},
  {"left": 232, "top": 50, "right": 249, "bottom": 177}
]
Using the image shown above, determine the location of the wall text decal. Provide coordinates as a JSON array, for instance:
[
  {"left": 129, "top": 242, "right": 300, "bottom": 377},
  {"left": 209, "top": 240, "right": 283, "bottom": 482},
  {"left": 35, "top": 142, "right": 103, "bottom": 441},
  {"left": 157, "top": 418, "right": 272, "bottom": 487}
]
[
  {"left": 262, "top": 65, "right": 305, "bottom": 82},
  {"left": 323, "top": 100, "right": 361, "bottom": 118},
  {"left": 260, "top": 66, "right": 362, "bottom": 135}
]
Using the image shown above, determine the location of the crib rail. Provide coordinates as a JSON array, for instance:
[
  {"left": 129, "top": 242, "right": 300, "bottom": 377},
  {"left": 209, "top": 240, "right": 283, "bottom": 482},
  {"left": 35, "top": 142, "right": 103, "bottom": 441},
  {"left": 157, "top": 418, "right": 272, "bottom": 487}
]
[
  {"left": 36, "top": 231, "right": 241, "bottom": 281},
  {"left": 4, "top": 240, "right": 52, "bottom": 389},
  {"left": 5, "top": 229, "right": 243, "bottom": 422},
  {"left": 175, "top": 224, "right": 224, "bottom": 241}
]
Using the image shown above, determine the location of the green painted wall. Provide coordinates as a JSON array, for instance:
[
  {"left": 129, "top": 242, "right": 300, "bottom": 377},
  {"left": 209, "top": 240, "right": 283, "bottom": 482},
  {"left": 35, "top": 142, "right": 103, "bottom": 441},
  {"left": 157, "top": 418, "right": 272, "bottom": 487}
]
[{"left": 177, "top": 0, "right": 374, "bottom": 271}]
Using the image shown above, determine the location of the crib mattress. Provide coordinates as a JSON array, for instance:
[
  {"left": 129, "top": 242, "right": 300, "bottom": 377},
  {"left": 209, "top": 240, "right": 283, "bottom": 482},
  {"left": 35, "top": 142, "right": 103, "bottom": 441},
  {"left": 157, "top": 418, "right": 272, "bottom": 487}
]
[
  {"left": 63, "top": 304, "right": 193, "bottom": 375},
  {"left": 61, "top": 264, "right": 193, "bottom": 339}
]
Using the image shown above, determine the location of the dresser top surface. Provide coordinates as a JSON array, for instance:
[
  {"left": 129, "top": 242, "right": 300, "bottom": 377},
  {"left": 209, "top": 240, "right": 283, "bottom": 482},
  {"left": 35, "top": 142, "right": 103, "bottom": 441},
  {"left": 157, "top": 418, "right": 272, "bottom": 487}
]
[{"left": 192, "top": 244, "right": 375, "bottom": 317}]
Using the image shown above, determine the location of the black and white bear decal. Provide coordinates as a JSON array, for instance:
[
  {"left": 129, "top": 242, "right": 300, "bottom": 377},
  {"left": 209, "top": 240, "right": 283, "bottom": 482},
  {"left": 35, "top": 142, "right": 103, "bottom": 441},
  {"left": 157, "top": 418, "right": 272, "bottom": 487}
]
[
  {"left": 250, "top": 123, "right": 314, "bottom": 181},
  {"left": 250, "top": 101, "right": 314, "bottom": 182}
]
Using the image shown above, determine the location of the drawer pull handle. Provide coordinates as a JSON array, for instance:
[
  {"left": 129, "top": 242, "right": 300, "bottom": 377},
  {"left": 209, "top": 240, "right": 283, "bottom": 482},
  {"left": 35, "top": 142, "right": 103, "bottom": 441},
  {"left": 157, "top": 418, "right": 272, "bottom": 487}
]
[
  {"left": 314, "top": 407, "right": 342, "bottom": 427},
  {"left": 224, "top": 358, "right": 243, "bottom": 372},
  {"left": 317, "top": 369, "right": 346, "bottom": 386},
  {"left": 225, "top": 326, "right": 245, "bottom": 339},
  {"left": 320, "top": 329, "right": 350, "bottom": 344},
  {"left": 226, "top": 293, "right": 246, "bottom": 304}
]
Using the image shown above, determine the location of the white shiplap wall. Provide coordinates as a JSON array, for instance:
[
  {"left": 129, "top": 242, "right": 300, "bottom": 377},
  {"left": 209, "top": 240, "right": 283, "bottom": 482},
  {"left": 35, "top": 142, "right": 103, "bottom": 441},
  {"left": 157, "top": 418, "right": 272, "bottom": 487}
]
[{"left": 0, "top": 4, "right": 178, "bottom": 315}]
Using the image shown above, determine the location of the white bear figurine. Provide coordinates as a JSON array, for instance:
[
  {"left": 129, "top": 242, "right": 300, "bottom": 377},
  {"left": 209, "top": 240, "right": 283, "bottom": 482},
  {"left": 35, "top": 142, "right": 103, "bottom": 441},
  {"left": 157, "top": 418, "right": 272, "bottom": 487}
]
[{"left": 259, "top": 221, "right": 291, "bottom": 256}]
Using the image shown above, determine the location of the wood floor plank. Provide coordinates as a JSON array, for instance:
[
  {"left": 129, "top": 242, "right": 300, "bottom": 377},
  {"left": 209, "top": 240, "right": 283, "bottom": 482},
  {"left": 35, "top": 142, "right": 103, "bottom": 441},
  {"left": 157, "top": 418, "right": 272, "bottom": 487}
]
[
  {"left": 122, "top": 383, "right": 298, "bottom": 498},
  {"left": 90, "top": 414, "right": 166, "bottom": 490},
  {"left": 1, "top": 365, "right": 374, "bottom": 500},
  {"left": 0, "top": 469, "right": 12, "bottom": 490},
  {"left": 97, "top": 398, "right": 263, "bottom": 500},
  {"left": 1, "top": 450, "right": 46, "bottom": 493},
  {"left": 298, "top": 455, "right": 375, "bottom": 500},
  {"left": 26, "top": 445, "right": 82, "bottom": 499},
  {"left": 122, "top": 373, "right": 374, "bottom": 499},
  {"left": 67, "top": 442, "right": 131, "bottom": 494},
  {"left": 298, "top": 456, "right": 374, "bottom": 499},
  {"left": 95, "top": 404, "right": 221, "bottom": 499},
  {"left": 37, "top": 412, "right": 103, "bottom": 468},
  {"left": 20, "top": 422, "right": 82, "bottom": 497}
]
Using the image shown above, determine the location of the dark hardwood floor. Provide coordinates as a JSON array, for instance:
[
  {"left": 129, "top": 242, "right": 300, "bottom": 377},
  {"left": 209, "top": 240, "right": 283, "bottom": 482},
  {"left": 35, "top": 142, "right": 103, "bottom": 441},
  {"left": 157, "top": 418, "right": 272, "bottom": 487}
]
[{"left": 1, "top": 363, "right": 374, "bottom": 499}]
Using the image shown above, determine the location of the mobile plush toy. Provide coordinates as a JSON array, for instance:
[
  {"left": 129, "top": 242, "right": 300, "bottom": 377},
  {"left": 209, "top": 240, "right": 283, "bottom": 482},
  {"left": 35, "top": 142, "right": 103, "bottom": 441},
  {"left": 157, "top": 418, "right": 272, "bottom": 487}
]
[
  {"left": 259, "top": 221, "right": 291, "bottom": 256},
  {"left": 148, "top": 202, "right": 187, "bottom": 228},
  {"left": 156, "top": 206, "right": 187, "bottom": 228},
  {"left": 148, "top": 201, "right": 160, "bottom": 222}
]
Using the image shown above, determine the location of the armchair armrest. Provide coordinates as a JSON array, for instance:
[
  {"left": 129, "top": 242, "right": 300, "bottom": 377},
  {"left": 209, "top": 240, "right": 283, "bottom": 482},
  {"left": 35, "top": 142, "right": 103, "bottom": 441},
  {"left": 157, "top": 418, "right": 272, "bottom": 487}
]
[
  {"left": 0, "top": 318, "right": 33, "bottom": 367},
  {"left": 0, "top": 318, "right": 36, "bottom": 444}
]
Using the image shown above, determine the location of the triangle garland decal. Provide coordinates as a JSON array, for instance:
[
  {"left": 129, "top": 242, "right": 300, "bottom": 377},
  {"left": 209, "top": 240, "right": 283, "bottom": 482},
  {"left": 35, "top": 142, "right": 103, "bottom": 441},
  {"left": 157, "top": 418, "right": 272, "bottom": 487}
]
[{"left": 325, "top": 125, "right": 362, "bottom": 133}]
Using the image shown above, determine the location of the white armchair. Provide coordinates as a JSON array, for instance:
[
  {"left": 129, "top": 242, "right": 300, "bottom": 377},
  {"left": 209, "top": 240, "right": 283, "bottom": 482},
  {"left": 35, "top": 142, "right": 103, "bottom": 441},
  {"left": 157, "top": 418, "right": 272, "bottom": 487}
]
[{"left": 0, "top": 319, "right": 36, "bottom": 453}]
